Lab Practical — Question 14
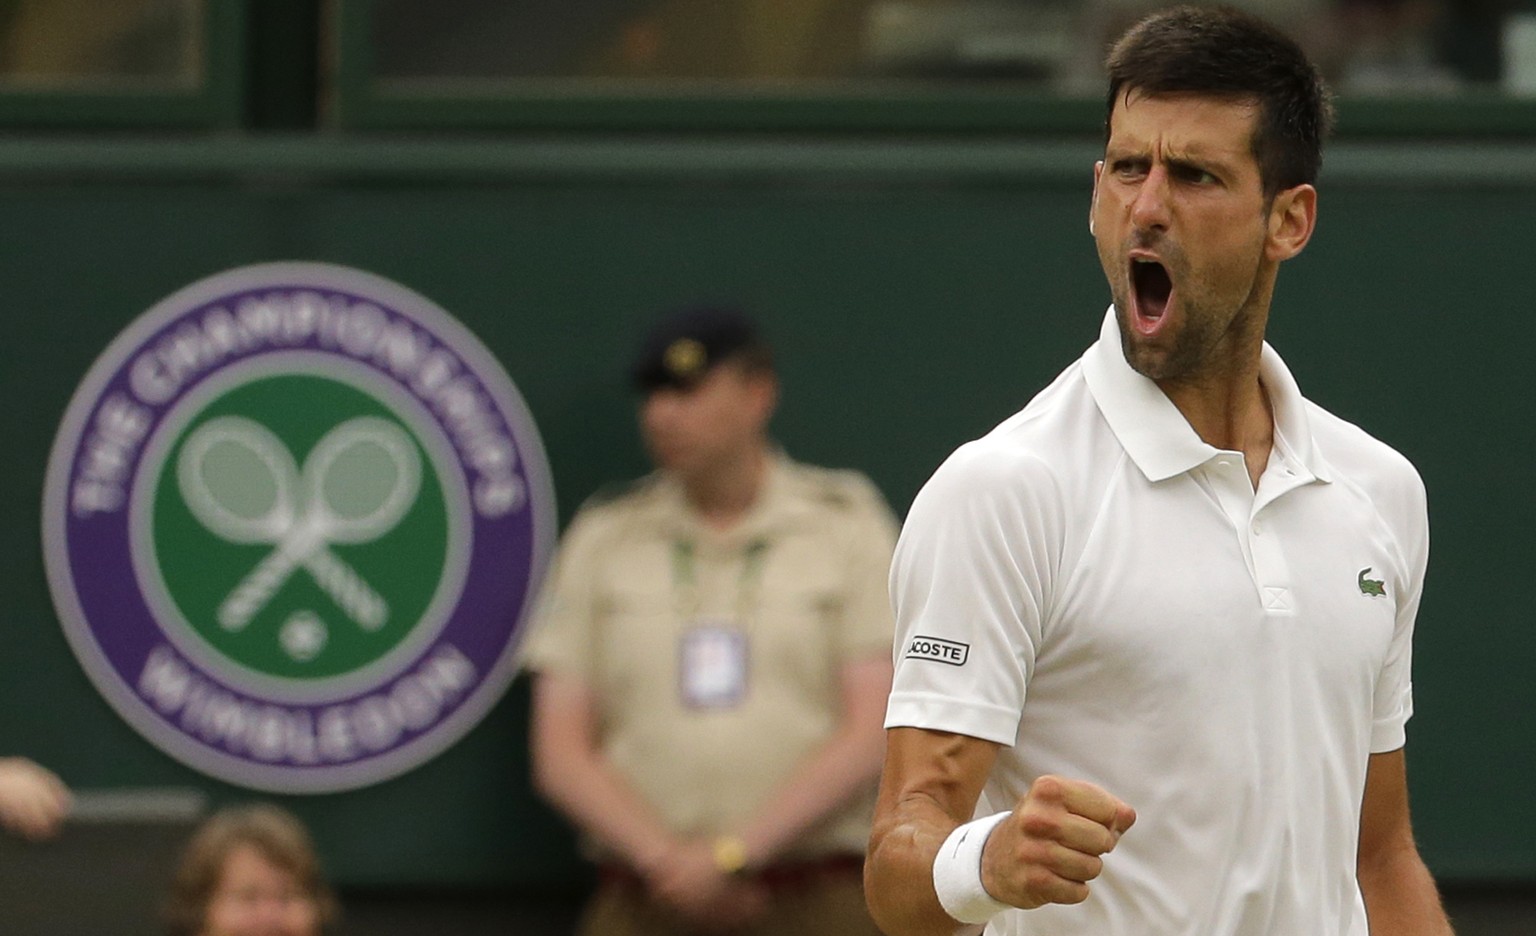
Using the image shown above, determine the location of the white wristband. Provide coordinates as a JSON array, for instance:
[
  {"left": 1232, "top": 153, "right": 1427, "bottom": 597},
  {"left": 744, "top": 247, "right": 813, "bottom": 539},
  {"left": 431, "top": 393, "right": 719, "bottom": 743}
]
[{"left": 932, "top": 810, "right": 1013, "bottom": 924}]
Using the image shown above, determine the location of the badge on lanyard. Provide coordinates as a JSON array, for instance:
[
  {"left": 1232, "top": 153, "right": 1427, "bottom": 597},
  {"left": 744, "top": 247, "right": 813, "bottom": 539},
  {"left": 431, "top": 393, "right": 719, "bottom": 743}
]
[
  {"left": 679, "top": 621, "right": 749, "bottom": 709},
  {"left": 671, "top": 538, "right": 767, "bottom": 711}
]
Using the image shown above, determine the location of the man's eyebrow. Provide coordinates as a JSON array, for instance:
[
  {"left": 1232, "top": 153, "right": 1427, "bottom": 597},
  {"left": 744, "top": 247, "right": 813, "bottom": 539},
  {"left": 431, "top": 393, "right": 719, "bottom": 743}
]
[
  {"left": 1165, "top": 155, "right": 1213, "bottom": 172},
  {"left": 1104, "top": 147, "right": 1150, "bottom": 165},
  {"left": 1166, "top": 150, "right": 1242, "bottom": 176}
]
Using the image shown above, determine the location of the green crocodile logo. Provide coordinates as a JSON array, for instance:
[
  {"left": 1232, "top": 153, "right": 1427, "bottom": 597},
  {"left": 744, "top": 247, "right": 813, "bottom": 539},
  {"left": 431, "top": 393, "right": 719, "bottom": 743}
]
[{"left": 1358, "top": 568, "right": 1386, "bottom": 597}]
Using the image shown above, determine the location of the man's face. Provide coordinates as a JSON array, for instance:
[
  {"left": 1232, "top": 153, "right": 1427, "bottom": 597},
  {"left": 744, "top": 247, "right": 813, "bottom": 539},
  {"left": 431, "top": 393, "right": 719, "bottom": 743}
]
[
  {"left": 639, "top": 363, "right": 776, "bottom": 481},
  {"left": 1092, "top": 90, "right": 1280, "bottom": 382},
  {"left": 201, "top": 844, "right": 321, "bottom": 936}
]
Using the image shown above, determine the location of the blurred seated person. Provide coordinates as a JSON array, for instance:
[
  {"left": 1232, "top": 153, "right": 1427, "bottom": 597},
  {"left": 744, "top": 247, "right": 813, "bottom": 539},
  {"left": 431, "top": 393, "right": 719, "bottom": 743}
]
[
  {"left": 370, "top": 0, "right": 877, "bottom": 81},
  {"left": 1333, "top": 0, "right": 1460, "bottom": 93},
  {"left": 0, "top": 756, "right": 71, "bottom": 840},
  {"left": 1061, "top": 0, "right": 1336, "bottom": 90},
  {"left": 582, "top": 0, "right": 876, "bottom": 79},
  {"left": 0, "top": 0, "right": 195, "bottom": 82},
  {"left": 1064, "top": 0, "right": 1459, "bottom": 92},
  {"left": 164, "top": 803, "right": 338, "bottom": 936}
]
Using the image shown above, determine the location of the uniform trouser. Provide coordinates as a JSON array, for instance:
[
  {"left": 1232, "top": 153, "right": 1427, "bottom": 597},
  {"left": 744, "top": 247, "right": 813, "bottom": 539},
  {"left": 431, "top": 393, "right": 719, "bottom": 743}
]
[{"left": 577, "top": 864, "right": 884, "bottom": 936}]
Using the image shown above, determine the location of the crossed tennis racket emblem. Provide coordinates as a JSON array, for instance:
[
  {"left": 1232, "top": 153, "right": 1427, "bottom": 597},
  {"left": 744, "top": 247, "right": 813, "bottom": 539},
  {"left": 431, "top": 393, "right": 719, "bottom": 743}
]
[{"left": 176, "top": 415, "right": 422, "bottom": 637}]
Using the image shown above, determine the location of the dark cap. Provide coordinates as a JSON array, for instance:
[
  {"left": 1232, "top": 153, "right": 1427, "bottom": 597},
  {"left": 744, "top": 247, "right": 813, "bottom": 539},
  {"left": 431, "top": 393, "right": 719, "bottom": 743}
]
[{"left": 630, "top": 306, "right": 770, "bottom": 391}]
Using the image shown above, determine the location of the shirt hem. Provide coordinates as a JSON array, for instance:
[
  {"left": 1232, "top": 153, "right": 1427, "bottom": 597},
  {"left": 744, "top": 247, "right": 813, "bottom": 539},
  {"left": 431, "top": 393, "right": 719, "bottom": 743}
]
[{"left": 884, "top": 691, "right": 1020, "bottom": 747}]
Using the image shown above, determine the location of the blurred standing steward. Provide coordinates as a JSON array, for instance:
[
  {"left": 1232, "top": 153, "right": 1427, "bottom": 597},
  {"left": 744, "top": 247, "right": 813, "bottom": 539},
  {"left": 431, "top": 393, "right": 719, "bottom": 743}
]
[{"left": 526, "top": 306, "right": 897, "bottom": 936}]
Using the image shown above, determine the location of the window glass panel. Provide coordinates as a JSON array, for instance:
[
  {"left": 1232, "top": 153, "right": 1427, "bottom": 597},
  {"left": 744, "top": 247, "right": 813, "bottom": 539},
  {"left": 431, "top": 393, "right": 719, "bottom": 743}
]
[
  {"left": 0, "top": 0, "right": 202, "bottom": 89},
  {"left": 368, "top": 0, "right": 1515, "bottom": 95}
]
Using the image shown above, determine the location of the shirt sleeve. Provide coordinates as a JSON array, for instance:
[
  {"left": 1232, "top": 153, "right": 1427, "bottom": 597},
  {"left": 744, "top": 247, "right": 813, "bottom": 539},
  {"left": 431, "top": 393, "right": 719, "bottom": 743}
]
[
  {"left": 1370, "top": 463, "right": 1429, "bottom": 753},
  {"left": 519, "top": 506, "right": 609, "bottom": 681},
  {"left": 884, "top": 441, "right": 1062, "bottom": 747}
]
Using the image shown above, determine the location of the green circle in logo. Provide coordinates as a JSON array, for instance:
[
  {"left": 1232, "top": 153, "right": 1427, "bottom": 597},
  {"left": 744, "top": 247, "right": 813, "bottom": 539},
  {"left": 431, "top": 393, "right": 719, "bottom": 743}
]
[{"left": 151, "top": 374, "right": 448, "bottom": 681}]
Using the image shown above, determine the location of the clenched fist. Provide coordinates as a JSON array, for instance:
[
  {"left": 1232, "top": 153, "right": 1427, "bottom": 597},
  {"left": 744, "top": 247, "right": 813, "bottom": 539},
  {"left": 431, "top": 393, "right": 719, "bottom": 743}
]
[{"left": 980, "top": 774, "right": 1135, "bottom": 909}]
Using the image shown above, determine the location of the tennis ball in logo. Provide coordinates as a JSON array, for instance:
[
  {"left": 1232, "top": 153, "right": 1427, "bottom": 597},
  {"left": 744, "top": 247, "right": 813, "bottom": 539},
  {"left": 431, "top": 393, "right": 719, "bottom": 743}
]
[{"left": 151, "top": 375, "right": 447, "bottom": 681}]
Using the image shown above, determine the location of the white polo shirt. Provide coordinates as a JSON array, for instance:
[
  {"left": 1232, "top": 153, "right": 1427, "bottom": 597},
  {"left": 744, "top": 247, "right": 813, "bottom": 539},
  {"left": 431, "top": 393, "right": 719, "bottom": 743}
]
[{"left": 886, "top": 309, "right": 1427, "bottom": 936}]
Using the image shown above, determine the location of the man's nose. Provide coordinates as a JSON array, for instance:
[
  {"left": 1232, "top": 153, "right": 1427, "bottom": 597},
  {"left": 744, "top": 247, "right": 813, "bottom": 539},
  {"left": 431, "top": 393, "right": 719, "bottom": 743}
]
[{"left": 1129, "top": 166, "right": 1171, "bottom": 232}]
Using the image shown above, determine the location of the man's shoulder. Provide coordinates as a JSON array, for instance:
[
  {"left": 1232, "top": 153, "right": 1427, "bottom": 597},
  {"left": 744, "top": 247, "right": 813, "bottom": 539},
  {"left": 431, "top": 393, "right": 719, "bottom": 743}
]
[
  {"left": 1305, "top": 400, "right": 1423, "bottom": 488},
  {"left": 569, "top": 473, "right": 667, "bottom": 528},
  {"left": 1304, "top": 399, "right": 1427, "bottom": 529},
  {"left": 779, "top": 459, "right": 891, "bottom": 516},
  {"left": 914, "top": 426, "right": 1099, "bottom": 532},
  {"left": 934, "top": 362, "right": 1102, "bottom": 486}
]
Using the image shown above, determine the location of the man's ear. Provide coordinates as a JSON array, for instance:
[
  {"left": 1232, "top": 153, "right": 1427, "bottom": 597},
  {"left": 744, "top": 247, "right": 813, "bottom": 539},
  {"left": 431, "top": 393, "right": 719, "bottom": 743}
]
[
  {"left": 753, "top": 372, "right": 780, "bottom": 424},
  {"left": 1090, "top": 161, "right": 1104, "bottom": 236},
  {"left": 1266, "top": 183, "right": 1317, "bottom": 262}
]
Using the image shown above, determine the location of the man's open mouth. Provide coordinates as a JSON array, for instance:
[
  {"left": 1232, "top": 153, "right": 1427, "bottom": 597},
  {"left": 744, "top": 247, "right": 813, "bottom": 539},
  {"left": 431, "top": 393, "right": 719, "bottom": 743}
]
[{"left": 1131, "top": 257, "right": 1173, "bottom": 330}]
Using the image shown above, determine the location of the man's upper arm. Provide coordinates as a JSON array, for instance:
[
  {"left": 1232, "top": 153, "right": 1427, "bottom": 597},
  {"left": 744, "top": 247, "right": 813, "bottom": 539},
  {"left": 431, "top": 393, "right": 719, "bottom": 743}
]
[
  {"left": 876, "top": 727, "right": 1000, "bottom": 825},
  {"left": 520, "top": 507, "right": 610, "bottom": 676},
  {"left": 834, "top": 473, "right": 901, "bottom": 658},
  {"left": 531, "top": 670, "right": 597, "bottom": 747},
  {"left": 1355, "top": 747, "right": 1454, "bottom": 935},
  {"left": 839, "top": 654, "right": 895, "bottom": 732},
  {"left": 1358, "top": 748, "right": 1415, "bottom": 867}
]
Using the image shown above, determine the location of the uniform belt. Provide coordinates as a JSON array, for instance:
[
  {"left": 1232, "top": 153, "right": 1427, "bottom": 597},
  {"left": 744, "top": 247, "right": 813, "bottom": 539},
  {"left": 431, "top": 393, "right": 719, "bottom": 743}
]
[{"left": 600, "top": 853, "right": 865, "bottom": 895}]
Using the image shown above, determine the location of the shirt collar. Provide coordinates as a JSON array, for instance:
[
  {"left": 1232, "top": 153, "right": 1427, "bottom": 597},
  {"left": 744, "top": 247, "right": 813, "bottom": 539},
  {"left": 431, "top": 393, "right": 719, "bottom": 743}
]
[{"left": 1081, "top": 306, "right": 1332, "bottom": 484}]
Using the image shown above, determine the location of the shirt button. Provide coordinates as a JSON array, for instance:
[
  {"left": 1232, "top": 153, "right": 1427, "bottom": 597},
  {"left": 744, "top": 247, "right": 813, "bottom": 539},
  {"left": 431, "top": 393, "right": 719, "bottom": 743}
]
[{"left": 1252, "top": 520, "right": 1265, "bottom": 535}]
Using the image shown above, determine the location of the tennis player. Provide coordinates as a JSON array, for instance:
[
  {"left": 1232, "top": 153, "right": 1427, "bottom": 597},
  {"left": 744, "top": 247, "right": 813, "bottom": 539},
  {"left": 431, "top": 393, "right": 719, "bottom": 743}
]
[{"left": 866, "top": 7, "right": 1453, "bottom": 935}]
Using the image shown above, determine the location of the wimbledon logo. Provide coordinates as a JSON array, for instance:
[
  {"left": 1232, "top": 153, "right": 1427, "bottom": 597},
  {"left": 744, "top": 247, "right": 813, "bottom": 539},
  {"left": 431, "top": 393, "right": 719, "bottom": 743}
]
[{"left": 43, "top": 263, "right": 555, "bottom": 792}]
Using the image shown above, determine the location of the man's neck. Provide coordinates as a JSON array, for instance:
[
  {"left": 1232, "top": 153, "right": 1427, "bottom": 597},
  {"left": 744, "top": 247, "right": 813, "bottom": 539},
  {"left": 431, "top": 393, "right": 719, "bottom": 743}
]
[
  {"left": 1158, "top": 353, "right": 1273, "bottom": 490},
  {"left": 680, "top": 444, "right": 769, "bottom": 530}
]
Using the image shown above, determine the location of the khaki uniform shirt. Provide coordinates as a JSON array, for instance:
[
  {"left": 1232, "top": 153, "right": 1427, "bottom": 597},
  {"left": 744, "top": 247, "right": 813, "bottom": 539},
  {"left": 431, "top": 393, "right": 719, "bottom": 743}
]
[{"left": 523, "top": 454, "right": 898, "bottom": 858}]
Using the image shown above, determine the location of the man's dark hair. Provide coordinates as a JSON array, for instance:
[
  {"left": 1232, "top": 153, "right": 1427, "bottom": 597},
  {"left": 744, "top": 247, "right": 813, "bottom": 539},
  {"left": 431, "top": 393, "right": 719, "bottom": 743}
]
[{"left": 1104, "top": 5, "right": 1335, "bottom": 198}]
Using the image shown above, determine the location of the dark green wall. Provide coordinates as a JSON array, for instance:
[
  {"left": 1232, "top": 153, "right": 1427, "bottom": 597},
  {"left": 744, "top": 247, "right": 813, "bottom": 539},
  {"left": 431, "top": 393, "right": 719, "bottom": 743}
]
[{"left": 0, "top": 139, "right": 1530, "bottom": 885}]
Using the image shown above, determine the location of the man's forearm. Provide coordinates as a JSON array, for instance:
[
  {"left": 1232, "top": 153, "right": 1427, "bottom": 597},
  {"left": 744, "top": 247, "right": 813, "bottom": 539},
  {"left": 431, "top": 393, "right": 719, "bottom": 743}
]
[
  {"left": 532, "top": 673, "right": 681, "bottom": 872},
  {"left": 1359, "top": 842, "right": 1454, "bottom": 936},
  {"left": 534, "top": 746, "right": 677, "bottom": 872},
  {"left": 737, "top": 722, "right": 885, "bottom": 865},
  {"left": 865, "top": 794, "right": 979, "bottom": 936}
]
